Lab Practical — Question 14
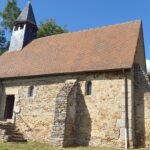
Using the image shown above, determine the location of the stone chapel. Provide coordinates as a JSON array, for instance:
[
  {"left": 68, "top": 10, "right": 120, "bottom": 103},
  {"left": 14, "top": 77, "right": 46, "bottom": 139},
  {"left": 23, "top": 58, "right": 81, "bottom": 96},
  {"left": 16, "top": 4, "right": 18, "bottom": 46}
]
[{"left": 0, "top": 1, "right": 150, "bottom": 149}]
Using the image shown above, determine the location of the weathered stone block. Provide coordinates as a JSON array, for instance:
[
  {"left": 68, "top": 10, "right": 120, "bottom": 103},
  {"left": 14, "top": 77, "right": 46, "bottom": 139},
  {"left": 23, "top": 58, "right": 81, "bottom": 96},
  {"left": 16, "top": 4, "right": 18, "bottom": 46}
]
[{"left": 116, "top": 119, "right": 125, "bottom": 128}]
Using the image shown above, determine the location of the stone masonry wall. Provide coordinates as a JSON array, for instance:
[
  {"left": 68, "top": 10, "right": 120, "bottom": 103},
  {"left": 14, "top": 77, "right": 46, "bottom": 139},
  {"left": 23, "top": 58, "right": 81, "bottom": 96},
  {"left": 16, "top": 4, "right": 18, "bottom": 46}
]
[
  {"left": 134, "top": 26, "right": 147, "bottom": 72},
  {"left": 50, "top": 79, "right": 77, "bottom": 147},
  {"left": 75, "top": 72, "right": 133, "bottom": 148},
  {"left": 133, "top": 26, "right": 150, "bottom": 148},
  {"left": 134, "top": 64, "right": 150, "bottom": 148},
  {"left": 1, "top": 77, "right": 66, "bottom": 143},
  {"left": 0, "top": 71, "right": 133, "bottom": 148}
]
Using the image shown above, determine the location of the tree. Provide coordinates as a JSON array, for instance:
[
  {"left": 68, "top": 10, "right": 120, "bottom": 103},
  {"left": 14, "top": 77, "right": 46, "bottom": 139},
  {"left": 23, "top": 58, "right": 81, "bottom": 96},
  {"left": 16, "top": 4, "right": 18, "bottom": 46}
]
[
  {"left": 0, "top": 1, "right": 67, "bottom": 55},
  {"left": 0, "top": 29, "right": 7, "bottom": 54},
  {"left": 37, "top": 19, "right": 67, "bottom": 38},
  {"left": 0, "top": 0, "right": 21, "bottom": 32}
]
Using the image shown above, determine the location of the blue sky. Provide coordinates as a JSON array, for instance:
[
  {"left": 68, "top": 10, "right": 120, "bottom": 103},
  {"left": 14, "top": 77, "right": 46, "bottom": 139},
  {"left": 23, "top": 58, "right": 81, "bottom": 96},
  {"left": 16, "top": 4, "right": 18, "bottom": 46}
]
[{"left": 0, "top": 0, "right": 150, "bottom": 71}]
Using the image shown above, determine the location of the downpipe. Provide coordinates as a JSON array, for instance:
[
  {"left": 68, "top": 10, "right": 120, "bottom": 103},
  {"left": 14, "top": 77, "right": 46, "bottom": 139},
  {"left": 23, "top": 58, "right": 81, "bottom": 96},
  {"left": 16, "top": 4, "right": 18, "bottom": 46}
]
[{"left": 123, "top": 69, "right": 128, "bottom": 150}]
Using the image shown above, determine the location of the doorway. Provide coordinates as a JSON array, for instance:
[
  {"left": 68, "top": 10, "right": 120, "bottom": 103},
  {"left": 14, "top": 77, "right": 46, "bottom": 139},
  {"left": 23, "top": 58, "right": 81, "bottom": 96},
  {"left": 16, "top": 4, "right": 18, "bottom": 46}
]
[{"left": 4, "top": 95, "right": 15, "bottom": 119}]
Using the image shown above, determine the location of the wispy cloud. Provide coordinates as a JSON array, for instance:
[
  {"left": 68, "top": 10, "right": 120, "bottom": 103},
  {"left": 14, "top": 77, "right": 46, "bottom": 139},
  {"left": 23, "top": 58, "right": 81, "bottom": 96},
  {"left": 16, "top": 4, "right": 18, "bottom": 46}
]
[{"left": 146, "top": 60, "right": 150, "bottom": 73}]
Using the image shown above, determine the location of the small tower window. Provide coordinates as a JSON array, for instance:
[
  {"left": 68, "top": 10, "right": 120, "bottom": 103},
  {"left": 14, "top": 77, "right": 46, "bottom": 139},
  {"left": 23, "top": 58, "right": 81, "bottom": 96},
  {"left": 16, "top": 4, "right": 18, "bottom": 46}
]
[
  {"left": 14, "top": 26, "right": 19, "bottom": 31},
  {"left": 20, "top": 24, "right": 24, "bottom": 29},
  {"left": 28, "top": 86, "right": 35, "bottom": 97},
  {"left": 85, "top": 81, "right": 92, "bottom": 95}
]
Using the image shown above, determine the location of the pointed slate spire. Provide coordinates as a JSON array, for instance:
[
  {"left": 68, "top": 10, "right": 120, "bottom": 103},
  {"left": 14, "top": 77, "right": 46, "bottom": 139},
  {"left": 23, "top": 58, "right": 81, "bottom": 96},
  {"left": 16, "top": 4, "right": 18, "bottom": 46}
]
[
  {"left": 16, "top": 1, "right": 37, "bottom": 26},
  {"left": 9, "top": 1, "right": 38, "bottom": 51}
]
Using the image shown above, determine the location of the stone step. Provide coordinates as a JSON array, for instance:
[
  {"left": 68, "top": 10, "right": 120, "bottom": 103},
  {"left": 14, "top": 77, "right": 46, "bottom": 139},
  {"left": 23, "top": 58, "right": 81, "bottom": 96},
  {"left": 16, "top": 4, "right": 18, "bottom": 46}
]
[
  {"left": 0, "top": 126, "right": 15, "bottom": 130},
  {"left": 6, "top": 132, "right": 23, "bottom": 136},
  {"left": 8, "top": 134, "right": 25, "bottom": 139},
  {"left": 0, "top": 125, "right": 14, "bottom": 127},
  {"left": 0, "top": 122, "right": 27, "bottom": 143},
  {"left": 7, "top": 138, "right": 27, "bottom": 143},
  {"left": 0, "top": 123, "right": 14, "bottom": 126},
  {"left": 5, "top": 129, "right": 20, "bottom": 134}
]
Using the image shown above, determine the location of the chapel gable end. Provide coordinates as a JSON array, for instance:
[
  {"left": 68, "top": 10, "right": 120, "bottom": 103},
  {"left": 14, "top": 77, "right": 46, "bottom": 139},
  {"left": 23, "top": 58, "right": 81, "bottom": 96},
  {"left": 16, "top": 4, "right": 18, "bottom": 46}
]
[{"left": 134, "top": 23, "right": 147, "bottom": 72}]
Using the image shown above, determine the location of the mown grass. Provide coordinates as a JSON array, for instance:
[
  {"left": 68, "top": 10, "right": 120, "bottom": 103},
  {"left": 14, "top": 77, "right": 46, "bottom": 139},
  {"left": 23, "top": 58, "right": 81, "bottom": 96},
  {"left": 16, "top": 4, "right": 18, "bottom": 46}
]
[{"left": 0, "top": 142, "right": 149, "bottom": 150}]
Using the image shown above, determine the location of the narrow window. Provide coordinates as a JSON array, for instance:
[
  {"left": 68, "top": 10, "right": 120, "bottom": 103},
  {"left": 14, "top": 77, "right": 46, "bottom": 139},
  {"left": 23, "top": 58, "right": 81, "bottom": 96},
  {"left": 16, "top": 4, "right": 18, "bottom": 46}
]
[
  {"left": 14, "top": 26, "right": 18, "bottom": 31},
  {"left": 86, "top": 81, "right": 92, "bottom": 95},
  {"left": 28, "top": 86, "right": 34, "bottom": 97},
  {"left": 20, "top": 24, "right": 24, "bottom": 29}
]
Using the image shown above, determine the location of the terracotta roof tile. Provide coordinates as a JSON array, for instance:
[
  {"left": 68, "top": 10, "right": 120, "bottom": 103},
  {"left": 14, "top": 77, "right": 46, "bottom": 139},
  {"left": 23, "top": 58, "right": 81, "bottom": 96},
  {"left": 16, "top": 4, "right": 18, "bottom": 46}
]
[{"left": 0, "top": 20, "right": 141, "bottom": 78}]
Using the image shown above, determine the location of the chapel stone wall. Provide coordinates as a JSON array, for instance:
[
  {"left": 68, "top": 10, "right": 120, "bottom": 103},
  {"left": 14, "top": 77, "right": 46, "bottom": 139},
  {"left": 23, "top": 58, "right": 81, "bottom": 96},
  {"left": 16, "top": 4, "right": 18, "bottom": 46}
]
[
  {"left": 133, "top": 26, "right": 150, "bottom": 148},
  {"left": 134, "top": 64, "right": 150, "bottom": 148},
  {"left": 1, "top": 72, "right": 133, "bottom": 148}
]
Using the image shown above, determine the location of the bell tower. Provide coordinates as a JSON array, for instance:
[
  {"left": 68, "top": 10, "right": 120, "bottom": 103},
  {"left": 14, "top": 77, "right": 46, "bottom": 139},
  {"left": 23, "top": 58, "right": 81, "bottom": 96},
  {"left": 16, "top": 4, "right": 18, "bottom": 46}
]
[{"left": 9, "top": 1, "right": 38, "bottom": 51}]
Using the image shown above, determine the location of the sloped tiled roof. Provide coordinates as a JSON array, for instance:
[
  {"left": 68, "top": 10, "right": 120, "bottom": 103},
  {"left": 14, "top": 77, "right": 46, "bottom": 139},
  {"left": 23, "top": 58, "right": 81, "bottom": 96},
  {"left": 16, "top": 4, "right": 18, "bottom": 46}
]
[{"left": 0, "top": 20, "right": 141, "bottom": 79}]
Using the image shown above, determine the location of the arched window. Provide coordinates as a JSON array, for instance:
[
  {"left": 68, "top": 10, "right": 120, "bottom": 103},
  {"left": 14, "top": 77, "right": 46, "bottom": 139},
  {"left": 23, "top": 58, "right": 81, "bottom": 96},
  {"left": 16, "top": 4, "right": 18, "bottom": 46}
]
[
  {"left": 28, "top": 86, "right": 34, "bottom": 97},
  {"left": 86, "top": 81, "right": 92, "bottom": 95}
]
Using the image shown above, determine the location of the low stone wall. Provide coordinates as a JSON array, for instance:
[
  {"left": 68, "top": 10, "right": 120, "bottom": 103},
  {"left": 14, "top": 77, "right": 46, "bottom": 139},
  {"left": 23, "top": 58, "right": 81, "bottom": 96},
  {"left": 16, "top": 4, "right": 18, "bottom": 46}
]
[{"left": 0, "top": 127, "right": 6, "bottom": 142}]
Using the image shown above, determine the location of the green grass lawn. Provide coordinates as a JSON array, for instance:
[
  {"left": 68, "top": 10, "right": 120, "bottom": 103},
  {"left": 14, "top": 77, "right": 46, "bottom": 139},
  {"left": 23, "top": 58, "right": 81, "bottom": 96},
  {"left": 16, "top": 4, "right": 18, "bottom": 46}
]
[{"left": 0, "top": 142, "right": 149, "bottom": 150}]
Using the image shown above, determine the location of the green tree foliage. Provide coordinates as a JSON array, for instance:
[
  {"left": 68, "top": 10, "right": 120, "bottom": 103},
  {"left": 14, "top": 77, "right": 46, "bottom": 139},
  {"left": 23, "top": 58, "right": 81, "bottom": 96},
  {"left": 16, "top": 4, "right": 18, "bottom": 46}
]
[
  {"left": 37, "top": 19, "right": 67, "bottom": 38},
  {"left": 0, "top": 29, "right": 7, "bottom": 54},
  {"left": 0, "top": 1, "right": 67, "bottom": 55},
  {"left": 0, "top": 0, "right": 21, "bottom": 32}
]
